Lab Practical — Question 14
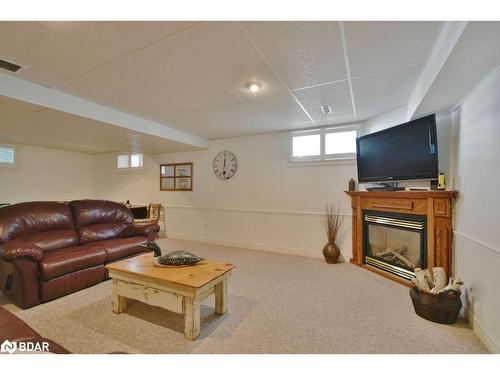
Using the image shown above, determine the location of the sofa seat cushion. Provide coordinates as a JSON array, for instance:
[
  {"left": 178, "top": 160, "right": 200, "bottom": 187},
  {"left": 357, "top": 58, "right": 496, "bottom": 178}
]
[
  {"left": 95, "top": 236, "right": 148, "bottom": 262},
  {"left": 40, "top": 265, "right": 105, "bottom": 303},
  {"left": 39, "top": 245, "right": 107, "bottom": 281}
]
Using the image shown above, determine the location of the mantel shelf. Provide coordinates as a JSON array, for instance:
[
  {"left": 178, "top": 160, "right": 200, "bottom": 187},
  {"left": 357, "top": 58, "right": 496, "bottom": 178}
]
[{"left": 345, "top": 190, "right": 458, "bottom": 199}]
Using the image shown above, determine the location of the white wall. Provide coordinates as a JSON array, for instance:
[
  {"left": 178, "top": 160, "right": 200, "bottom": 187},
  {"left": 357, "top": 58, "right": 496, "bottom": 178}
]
[
  {"left": 451, "top": 64, "right": 500, "bottom": 353},
  {"left": 93, "top": 132, "right": 357, "bottom": 260},
  {"left": 0, "top": 143, "right": 95, "bottom": 204},
  {"left": 361, "top": 105, "right": 409, "bottom": 135}
]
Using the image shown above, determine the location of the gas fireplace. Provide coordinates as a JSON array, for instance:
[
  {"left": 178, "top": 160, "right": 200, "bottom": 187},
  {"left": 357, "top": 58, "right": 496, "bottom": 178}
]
[
  {"left": 363, "top": 211, "right": 426, "bottom": 280},
  {"left": 346, "top": 190, "right": 457, "bottom": 285}
]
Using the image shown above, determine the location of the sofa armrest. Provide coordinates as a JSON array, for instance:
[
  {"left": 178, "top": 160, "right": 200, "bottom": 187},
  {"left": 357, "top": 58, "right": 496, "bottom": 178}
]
[
  {"left": 0, "top": 241, "right": 43, "bottom": 262},
  {"left": 122, "top": 223, "right": 160, "bottom": 240}
]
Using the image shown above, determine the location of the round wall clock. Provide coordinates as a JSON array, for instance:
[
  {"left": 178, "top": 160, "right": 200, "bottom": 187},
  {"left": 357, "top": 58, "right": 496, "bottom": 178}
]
[{"left": 213, "top": 151, "right": 237, "bottom": 180}]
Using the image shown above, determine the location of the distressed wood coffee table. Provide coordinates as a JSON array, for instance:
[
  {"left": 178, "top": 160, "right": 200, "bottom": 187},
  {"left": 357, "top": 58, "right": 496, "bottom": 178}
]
[{"left": 105, "top": 253, "right": 234, "bottom": 340}]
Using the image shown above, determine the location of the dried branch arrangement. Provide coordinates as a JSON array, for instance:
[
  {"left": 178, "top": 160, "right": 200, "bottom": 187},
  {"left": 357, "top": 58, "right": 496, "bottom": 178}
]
[
  {"left": 411, "top": 267, "right": 463, "bottom": 295},
  {"left": 325, "top": 202, "right": 344, "bottom": 244}
]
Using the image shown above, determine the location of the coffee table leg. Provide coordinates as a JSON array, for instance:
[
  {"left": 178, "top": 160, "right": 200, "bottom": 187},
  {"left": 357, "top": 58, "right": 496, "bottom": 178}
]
[
  {"left": 112, "top": 293, "right": 127, "bottom": 314},
  {"left": 215, "top": 279, "right": 228, "bottom": 315},
  {"left": 112, "top": 280, "right": 127, "bottom": 314},
  {"left": 184, "top": 297, "right": 200, "bottom": 340}
]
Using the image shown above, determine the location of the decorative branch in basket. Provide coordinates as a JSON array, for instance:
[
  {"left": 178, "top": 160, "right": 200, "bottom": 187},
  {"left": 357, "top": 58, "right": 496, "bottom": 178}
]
[
  {"left": 322, "top": 202, "right": 344, "bottom": 264},
  {"left": 411, "top": 267, "right": 464, "bottom": 295}
]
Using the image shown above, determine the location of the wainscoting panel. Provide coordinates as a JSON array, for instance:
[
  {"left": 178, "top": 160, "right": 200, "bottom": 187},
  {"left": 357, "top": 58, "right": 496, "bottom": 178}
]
[
  {"left": 454, "top": 232, "right": 500, "bottom": 353},
  {"left": 164, "top": 206, "right": 353, "bottom": 262}
]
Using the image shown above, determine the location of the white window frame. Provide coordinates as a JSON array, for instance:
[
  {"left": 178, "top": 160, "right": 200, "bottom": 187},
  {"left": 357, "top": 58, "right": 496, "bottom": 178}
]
[
  {"left": 288, "top": 125, "right": 358, "bottom": 166},
  {"left": 116, "top": 152, "right": 145, "bottom": 173},
  {"left": 288, "top": 128, "right": 323, "bottom": 162},
  {"left": 0, "top": 143, "right": 17, "bottom": 169}
]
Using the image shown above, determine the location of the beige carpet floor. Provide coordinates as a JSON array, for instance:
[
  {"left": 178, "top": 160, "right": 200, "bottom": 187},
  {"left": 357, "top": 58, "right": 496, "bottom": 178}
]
[{"left": 0, "top": 239, "right": 488, "bottom": 354}]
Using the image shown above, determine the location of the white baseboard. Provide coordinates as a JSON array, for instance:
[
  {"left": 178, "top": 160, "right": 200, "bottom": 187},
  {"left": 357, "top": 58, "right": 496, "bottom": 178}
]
[
  {"left": 462, "top": 306, "right": 500, "bottom": 354},
  {"left": 167, "top": 232, "right": 329, "bottom": 260}
]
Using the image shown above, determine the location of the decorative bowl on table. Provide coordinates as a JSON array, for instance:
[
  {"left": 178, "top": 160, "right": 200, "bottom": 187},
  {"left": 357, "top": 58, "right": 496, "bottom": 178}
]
[{"left": 152, "top": 250, "right": 202, "bottom": 268}]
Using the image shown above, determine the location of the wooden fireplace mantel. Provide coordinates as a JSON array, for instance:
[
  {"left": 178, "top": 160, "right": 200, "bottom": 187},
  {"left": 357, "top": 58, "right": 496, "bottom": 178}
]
[{"left": 345, "top": 190, "right": 458, "bottom": 286}]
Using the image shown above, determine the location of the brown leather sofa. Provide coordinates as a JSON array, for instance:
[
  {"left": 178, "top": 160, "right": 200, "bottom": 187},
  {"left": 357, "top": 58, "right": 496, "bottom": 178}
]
[
  {"left": 0, "top": 306, "right": 70, "bottom": 353},
  {"left": 0, "top": 200, "right": 160, "bottom": 309}
]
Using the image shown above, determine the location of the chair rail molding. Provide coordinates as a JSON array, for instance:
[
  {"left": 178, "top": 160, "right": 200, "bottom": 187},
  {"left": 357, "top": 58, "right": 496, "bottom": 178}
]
[
  {"left": 454, "top": 231, "right": 500, "bottom": 256},
  {"left": 164, "top": 205, "right": 352, "bottom": 218}
]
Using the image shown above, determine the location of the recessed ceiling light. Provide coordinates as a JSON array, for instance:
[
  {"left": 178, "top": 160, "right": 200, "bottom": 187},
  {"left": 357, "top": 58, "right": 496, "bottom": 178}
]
[
  {"left": 321, "top": 105, "right": 333, "bottom": 115},
  {"left": 245, "top": 82, "right": 261, "bottom": 93}
]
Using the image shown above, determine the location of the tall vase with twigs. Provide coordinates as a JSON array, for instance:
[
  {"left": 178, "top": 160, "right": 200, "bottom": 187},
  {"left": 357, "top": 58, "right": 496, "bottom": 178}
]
[{"left": 323, "top": 202, "right": 344, "bottom": 264}]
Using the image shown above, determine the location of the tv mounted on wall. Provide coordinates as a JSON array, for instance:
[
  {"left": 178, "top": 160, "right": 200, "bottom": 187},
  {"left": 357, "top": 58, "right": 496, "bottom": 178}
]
[{"left": 356, "top": 114, "right": 438, "bottom": 183}]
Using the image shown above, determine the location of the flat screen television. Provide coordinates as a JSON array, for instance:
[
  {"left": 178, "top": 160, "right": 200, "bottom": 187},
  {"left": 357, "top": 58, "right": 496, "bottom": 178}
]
[{"left": 356, "top": 114, "right": 438, "bottom": 183}]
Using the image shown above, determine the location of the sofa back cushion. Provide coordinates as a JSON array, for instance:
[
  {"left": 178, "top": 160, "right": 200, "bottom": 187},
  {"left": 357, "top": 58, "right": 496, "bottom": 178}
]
[
  {"left": 0, "top": 202, "right": 78, "bottom": 250},
  {"left": 69, "top": 200, "right": 133, "bottom": 244}
]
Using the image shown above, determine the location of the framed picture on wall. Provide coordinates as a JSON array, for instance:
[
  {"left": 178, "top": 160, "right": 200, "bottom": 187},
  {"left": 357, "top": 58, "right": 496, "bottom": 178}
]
[{"left": 160, "top": 162, "right": 193, "bottom": 191}]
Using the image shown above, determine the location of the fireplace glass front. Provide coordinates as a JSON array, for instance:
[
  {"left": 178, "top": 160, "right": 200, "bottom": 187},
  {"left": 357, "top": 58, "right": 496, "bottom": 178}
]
[{"left": 363, "top": 211, "right": 426, "bottom": 280}]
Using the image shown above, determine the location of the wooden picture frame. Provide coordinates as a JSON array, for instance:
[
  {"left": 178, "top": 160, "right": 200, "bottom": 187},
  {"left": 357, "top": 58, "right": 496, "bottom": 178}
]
[{"left": 160, "top": 162, "right": 193, "bottom": 191}]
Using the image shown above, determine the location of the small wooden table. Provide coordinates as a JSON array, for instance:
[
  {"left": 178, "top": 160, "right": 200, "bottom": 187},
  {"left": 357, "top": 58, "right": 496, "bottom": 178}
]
[{"left": 105, "top": 253, "right": 234, "bottom": 340}]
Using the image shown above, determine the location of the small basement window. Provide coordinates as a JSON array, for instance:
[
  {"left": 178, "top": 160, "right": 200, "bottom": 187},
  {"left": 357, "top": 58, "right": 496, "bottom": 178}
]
[
  {"left": 0, "top": 144, "right": 16, "bottom": 167},
  {"left": 289, "top": 125, "right": 358, "bottom": 164},
  {"left": 117, "top": 153, "right": 144, "bottom": 171}
]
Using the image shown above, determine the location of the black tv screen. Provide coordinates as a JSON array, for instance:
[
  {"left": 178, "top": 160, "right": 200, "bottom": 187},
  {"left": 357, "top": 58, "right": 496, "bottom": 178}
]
[{"left": 356, "top": 114, "right": 438, "bottom": 183}]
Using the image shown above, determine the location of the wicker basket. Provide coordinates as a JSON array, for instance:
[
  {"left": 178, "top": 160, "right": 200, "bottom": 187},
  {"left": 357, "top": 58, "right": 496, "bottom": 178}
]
[{"left": 409, "top": 286, "right": 462, "bottom": 324}]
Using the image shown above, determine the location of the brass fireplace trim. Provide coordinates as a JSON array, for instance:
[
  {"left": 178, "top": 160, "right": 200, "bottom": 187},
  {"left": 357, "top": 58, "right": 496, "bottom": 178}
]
[
  {"left": 364, "top": 214, "right": 424, "bottom": 230},
  {"left": 365, "top": 256, "right": 415, "bottom": 280}
]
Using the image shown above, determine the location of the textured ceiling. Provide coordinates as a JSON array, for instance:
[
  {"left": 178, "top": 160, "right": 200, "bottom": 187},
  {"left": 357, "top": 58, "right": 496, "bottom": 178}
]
[{"left": 0, "top": 21, "right": 442, "bottom": 147}]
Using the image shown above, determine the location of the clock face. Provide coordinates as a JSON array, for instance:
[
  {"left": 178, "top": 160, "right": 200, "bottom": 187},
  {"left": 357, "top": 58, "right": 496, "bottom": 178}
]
[{"left": 213, "top": 151, "right": 237, "bottom": 180}]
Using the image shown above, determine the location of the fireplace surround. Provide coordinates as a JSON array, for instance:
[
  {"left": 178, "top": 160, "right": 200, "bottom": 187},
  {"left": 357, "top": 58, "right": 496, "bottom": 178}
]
[{"left": 345, "top": 190, "right": 457, "bottom": 285}]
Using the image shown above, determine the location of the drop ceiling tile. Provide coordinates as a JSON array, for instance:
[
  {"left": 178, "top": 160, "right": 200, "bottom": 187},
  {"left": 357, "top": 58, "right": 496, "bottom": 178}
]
[
  {"left": 168, "top": 22, "right": 289, "bottom": 100},
  {"left": 0, "top": 22, "right": 105, "bottom": 85},
  {"left": 352, "top": 63, "right": 423, "bottom": 120},
  {"left": 39, "top": 21, "right": 198, "bottom": 62},
  {"left": 60, "top": 76, "right": 196, "bottom": 123},
  {"left": 164, "top": 110, "right": 228, "bottom": 138},
  {"left": 241, "top": 22, "right": 347, "bottom": 90},
  {"left": 147, "top": 46, "right": 240, "bottom": 109},
  {"left": 344, "top": 21, "right": 442, "bottom": 77},
  {"left": 138, "top": 134, "right": 195, "bottom": 154},
  {"left": 292, "top": 80, "right": 354, "bottom": 123},
  {"left": 57, "top": 40, "right": 238, "bottom": 119},
  {"left": 245, "top": 92, "right": 312, "bottom": 128},
  {"left": 166, "top": 102, "right": 278, "bottom": 139},
  {"left": 58, "top": 67, "right": 183, "bottom": 119},
  {"left": 115, "top": 80, "right": 200, "bottom": 120},
  {"left": 206, "top": 102, "right": 279, "bottom": 135},
  {"left": 0, "top": 96, "right": 45, "bottom": 125}
]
